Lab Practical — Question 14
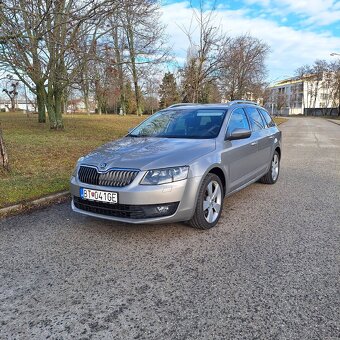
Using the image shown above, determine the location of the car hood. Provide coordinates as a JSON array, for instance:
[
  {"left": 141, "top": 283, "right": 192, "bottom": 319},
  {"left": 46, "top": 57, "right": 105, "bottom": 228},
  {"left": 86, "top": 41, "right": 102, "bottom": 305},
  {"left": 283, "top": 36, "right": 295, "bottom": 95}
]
[{"left": 81, "top": 136, "right": 216, "bottom": 170}]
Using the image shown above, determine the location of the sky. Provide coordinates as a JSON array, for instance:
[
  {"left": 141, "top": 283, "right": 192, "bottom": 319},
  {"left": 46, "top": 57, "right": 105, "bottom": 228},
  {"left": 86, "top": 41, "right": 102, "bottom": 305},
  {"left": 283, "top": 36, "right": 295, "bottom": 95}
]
[{"left": 160, "top": 0, "right": 340, "bottom": 83}]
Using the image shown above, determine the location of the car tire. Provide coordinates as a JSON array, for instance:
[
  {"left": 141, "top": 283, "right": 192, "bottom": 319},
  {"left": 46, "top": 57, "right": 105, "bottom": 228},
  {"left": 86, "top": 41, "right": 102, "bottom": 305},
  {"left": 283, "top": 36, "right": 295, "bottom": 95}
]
[
  {"left": 189, "top": 173, "right": 223, "bottom": 230},
  {"left": 260, "top": 151, "right": 280, "bottom": 184}
]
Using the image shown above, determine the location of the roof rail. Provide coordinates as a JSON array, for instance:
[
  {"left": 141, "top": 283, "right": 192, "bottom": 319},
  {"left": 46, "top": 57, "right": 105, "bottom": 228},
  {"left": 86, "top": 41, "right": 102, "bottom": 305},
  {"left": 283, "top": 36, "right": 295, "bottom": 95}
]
[
  {"left": 228, "top": 100, "right": 259, "bottom": 106},
  {"left": 167, "top": 103, "right": 200, "bottom": 108}
]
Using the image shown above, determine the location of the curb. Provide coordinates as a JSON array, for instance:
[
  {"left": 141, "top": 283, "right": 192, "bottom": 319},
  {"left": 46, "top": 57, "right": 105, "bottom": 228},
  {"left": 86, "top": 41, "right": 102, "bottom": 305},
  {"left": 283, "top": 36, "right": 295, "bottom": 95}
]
[
  {"left": 0, "top": 191, "right": 70, "bottom": 219},
  {"left": 327, "top": 119, "right": 340, "bottom": 126}
]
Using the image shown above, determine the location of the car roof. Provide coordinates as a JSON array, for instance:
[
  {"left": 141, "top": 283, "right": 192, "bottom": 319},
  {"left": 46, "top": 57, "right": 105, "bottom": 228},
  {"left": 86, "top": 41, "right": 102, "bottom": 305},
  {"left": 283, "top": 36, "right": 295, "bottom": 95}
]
[{"left": 166, "top": 101, "right": 263, "bottom": 111}]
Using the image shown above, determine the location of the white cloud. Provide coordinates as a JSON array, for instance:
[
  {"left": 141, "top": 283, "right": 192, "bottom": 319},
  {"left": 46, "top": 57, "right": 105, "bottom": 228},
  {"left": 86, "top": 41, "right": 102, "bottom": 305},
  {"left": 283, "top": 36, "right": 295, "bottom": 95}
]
[
  {"left": 160, "top": 2, "right": 340, "bottom": 81},
  {"left": 244, "top": 0, "right": 340, "bottom": 26}
]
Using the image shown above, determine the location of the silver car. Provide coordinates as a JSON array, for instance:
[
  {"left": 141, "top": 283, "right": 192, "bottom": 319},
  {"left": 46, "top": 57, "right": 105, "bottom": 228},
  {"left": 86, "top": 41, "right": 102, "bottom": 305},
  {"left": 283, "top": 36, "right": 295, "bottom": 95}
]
[{"left": 70, "top": 101, "right": 281, "bottom": 229}]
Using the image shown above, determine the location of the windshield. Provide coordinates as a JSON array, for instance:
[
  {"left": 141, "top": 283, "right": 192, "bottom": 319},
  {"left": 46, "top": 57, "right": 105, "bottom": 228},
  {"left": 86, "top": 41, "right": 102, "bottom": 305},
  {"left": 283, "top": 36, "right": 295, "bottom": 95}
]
[{"left": 129, "top": 109, "right": 226, "bottom": 139}]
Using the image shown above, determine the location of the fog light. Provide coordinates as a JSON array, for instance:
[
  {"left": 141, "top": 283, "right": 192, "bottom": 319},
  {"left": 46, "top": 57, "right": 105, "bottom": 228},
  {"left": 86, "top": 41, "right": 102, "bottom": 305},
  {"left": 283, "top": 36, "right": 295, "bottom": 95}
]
[
  {"left": 157, "top": 205, "right": 170, "bottom": 214},
  {"left": 142, "top": 202, "right": 179, "bottom": 218}
]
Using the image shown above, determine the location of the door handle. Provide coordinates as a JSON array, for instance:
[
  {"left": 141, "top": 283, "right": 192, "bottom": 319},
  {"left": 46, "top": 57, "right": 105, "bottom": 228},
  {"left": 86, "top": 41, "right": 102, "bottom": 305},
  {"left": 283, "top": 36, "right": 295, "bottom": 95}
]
[
  {"left": 250, "top": 142, "right": 257, "bottom": 146},
  {"left": 268, "top": 136, "right": 275, "bottom": 139}
]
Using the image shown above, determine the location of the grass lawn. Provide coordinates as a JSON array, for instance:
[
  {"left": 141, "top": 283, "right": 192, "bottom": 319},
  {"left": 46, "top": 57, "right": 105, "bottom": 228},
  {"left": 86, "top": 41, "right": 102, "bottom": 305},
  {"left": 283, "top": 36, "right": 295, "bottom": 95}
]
[
  {"left": 273, "top": 117, "right": 288, "bottom": 125},
  {"left": 0, "top": 112, "right": 287, "bottom": 209},
  {"left": 0, "top": 112, "right": 144, "bottom": 208},
  {"left": 323, "top": 116, "right": 340, "bottom": 120}
]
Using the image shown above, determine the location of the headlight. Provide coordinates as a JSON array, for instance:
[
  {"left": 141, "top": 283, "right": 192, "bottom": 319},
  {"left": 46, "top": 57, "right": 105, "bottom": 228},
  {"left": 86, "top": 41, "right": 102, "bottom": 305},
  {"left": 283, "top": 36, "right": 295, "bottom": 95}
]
[{"left": 140, "top": 166, "right": 189, "bottom": 185}]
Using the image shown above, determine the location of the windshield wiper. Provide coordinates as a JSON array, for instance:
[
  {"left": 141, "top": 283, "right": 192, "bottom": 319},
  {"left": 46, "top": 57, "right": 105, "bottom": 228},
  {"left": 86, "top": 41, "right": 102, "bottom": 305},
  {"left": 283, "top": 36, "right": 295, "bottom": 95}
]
[{"left": 128, "top": 134, "right": 150, "bottom": 137}]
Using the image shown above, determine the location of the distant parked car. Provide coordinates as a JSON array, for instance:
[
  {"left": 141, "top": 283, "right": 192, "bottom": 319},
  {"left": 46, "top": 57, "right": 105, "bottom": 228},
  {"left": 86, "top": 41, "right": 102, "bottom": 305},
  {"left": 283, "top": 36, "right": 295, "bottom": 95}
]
[{"left": 70, "top": 101, "right": 281, "bottom": 229}]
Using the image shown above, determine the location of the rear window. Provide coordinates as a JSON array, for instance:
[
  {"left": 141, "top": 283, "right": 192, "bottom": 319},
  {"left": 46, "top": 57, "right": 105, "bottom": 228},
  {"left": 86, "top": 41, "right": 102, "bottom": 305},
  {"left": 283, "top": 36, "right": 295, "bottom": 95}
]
[
  {"left": 245, "top": 107, "right": 265, "bottom": 131},
  {"left": 259, "top": 109, "right": 276, "bottom": 128}
]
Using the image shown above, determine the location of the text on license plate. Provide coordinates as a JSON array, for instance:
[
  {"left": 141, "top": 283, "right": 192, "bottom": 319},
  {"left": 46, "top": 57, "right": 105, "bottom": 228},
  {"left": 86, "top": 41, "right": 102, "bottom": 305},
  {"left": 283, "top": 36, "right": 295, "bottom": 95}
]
[{"left": 80, "top": 188, "right": 118, "bottom": 204}]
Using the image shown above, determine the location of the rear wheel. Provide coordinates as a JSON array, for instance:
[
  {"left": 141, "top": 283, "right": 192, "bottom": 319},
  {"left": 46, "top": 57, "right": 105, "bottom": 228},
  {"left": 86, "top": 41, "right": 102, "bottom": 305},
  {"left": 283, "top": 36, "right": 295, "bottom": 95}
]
[
  {"left": 189, "top": 173, "right": 223, "bottom": 230},
  {"left": 260, "top": 151, "right": 280, "bottom": 184}
]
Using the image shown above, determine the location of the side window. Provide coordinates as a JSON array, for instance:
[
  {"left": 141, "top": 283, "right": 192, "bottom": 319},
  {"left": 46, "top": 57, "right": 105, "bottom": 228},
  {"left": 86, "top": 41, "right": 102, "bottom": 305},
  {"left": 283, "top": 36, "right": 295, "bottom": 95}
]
[
  {"left": 227, "top": 108, "right": 250, "bottom": 136},
  {"left": 245, "top": 107, "right": 265, "bottom": 131},
  {"left": 259, "top": 109, "right": 275, "bottom": 128}
]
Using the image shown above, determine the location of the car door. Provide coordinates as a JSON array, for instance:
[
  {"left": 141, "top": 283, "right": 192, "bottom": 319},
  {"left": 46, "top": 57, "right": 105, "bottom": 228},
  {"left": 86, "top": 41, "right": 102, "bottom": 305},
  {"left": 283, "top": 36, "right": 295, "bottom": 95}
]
[
  {"left": 221, "top": 107, "right": 259, "bottom": 192},
  {"left": 258, "top": 108, "right": 280, "bottom": 166},
  {"left": 244, "top": 106, "right": 272, "bottom": 176}
]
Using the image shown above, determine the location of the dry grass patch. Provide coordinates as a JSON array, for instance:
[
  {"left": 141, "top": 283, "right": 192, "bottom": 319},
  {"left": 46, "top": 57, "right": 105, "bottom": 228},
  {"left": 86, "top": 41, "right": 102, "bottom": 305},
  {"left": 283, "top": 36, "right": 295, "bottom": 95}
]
[
  {"left": 274, "top": 117, "right": 288, "bottom": 125},
  {"left": 0, "top": 112, "right": 144, "bottom": 208}
]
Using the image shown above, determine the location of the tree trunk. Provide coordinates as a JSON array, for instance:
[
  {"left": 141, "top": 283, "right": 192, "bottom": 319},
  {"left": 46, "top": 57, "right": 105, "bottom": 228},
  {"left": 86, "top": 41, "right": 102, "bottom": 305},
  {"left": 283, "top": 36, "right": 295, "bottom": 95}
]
[
  {"left": 54, "top": 89, "right": 64, "bottom": 129},
  {"left": 84, "top": 95, "right": 90, "bottom": 115},
  {"left": 0, "top": 125, "right": 10, "bottom": 172},
  {"left": 10, "top": 98, "right": 16, "bottom": 112},
  {"left": 126, "top": 21, "right": 142, "bottom": 115},
  {"left": 97, "top": 101, "right": 102, "bottom": 115},
  {"left": 36, "top": 82, "right": 46, "bottom": 123},
  {"left": 46, "top": 85, "right": 64, "bottom": 130},
  {"left": 84, "top": 83, "right": 90, "bottom": 115},
  {"left": 133, "top": 79, "right": 142, "bottom": 115},
  {"left": 46, "top": 87, "right": 57, "bottom": 129},
  {"left": 113, "top": 25, "right": 125, "bottom": 115}
]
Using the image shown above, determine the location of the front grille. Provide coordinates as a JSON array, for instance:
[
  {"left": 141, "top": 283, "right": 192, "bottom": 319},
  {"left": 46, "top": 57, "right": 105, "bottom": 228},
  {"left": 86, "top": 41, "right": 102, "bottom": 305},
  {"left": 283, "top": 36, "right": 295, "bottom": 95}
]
[
  {"left": 78, "top": 166, "right": 139, "bottom": 187},
  {"left": 73, "top": 196, "right": 179, "bottom": 219}
]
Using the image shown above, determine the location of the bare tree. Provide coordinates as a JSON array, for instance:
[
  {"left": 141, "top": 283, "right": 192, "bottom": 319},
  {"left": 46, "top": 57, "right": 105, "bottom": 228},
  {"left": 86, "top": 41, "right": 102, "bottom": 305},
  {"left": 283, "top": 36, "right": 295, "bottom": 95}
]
[
  {"left": 221, "top": 34, "right": 270, "bottom": 101},
  {"left": 0, "top": 0, "right": 119, "bottom": 128},
  {"left": 117, "top": 0, "right": 170, "bottom": 115},
  {"left": 276, "top": 92, "right": 287, "bottom": 115},
  {"left": 329, "top": 59, "right": 340, "bottom": 116},
  {"left": 2, "top": 75, "right": 19, "bottom": 111},
  {"left": 43, "top": 0, "right": 118, "bottom": 128},
  {"left": 320, "top": 70, "right": 333, "bottom": 115},
  {"left": 110, "top": 15, "right": 127, "bottom": 114},
  {"left": 296, "top": 65, "right": 312, "bottom": 114},
  {"left": 311, "top": 60, "right": 328, "bottom": 111},
  {"left": 1, "top": 0, "right": 53, "bottom": 122},
  {"left": 60, "top": 0, "right": 170, "bottom": 116},
  {"left": 261, "top": 85, "right": 272, "bottom": 107},
  {"left": 0, "top": 123, "right": 9, "bottom": 171},
  {"left": 180, "top": 1, "right": 228, "bottom": 103}
]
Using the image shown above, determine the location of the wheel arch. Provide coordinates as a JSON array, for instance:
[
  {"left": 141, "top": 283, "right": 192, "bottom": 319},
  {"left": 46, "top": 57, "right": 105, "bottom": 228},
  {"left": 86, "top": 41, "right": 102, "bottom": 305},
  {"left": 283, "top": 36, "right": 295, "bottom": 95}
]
[
  {"left": 188, "top": 166, "right": 226, "bottom": 229},
  {"left": 275, "top": 146, "right": 281, "bottom": 160},
  {"left": 208, "top": 167, "right": 226, "bottom": 196}
]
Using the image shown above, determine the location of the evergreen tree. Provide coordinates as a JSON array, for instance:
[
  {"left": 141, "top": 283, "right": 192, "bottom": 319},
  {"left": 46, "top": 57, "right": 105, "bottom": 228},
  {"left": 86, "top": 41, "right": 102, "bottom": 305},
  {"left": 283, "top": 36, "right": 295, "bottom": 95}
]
[
  {"left": 159, "top": 72, "right": 179, "bottom": 108},
  {"left": 124, "top": 82, "right": 145, "bottom": 114},
  {"left": 201, "top": 81, "right": 222, "bottom": 103}
]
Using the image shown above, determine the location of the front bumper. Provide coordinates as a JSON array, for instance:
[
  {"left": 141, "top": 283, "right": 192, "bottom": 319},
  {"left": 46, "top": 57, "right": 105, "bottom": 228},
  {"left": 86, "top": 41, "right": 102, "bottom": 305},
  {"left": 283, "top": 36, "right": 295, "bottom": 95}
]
[{"left": 70, "top": 175, "right": 202, "bottom": 224}]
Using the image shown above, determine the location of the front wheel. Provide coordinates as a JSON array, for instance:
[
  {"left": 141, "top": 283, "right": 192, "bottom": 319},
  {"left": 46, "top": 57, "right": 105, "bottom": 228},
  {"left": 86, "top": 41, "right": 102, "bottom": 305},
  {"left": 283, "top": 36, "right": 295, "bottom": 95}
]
[
  {"left": 260, "top": 151, "right": 280, "bottom": 184},
  {"left": 189, "top": 173, "right": 223, "bottom": 230}
]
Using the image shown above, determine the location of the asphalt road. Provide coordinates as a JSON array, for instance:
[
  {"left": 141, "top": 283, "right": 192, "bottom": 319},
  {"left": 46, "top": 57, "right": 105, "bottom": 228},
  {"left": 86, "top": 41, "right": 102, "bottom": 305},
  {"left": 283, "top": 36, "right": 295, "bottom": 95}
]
[{"left": 1, "top": 117, "right": 339, "bottom": 340}]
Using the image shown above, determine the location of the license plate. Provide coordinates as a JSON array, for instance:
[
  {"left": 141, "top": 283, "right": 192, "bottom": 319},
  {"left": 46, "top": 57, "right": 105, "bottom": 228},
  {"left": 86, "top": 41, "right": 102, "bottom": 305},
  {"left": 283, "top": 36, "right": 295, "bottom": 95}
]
[{"left": 80, "top": 188, "right": 118, "bottom": 204}]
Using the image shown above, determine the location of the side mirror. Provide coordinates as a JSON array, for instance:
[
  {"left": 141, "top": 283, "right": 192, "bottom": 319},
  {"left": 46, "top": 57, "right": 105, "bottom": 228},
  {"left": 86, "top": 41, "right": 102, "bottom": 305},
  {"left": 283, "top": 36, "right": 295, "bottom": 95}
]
[{"left": 226, "top": 128, "right": 252, "bottom": 141}]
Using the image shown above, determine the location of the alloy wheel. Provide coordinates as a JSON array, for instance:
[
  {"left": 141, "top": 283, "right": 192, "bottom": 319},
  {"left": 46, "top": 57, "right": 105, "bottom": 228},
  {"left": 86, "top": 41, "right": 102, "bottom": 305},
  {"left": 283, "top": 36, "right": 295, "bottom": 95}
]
[
  {"left": 203, "top": 180, "right": 222, "bottom": 223},
  {"left": 271, "top": 154, "right": 279, "bottom": 181}
]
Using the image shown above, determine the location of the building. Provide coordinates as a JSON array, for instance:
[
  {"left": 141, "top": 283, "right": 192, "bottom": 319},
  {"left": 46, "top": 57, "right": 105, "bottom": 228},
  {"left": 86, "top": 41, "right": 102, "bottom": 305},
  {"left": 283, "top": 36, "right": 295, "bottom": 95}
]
[
  {"left": 267, "top": 73, "right": 338, "bottom": 116},
  {"left": 0, "top": 99, "right": 35, "bottom": 112},
  {"left": 67, "top": 98, "right": 96, "bottom": 113}
]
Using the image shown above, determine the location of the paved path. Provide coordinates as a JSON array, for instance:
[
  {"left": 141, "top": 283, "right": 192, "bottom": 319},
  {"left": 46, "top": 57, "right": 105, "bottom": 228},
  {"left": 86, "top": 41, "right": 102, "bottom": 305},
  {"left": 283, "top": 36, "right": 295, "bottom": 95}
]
[
  {"left": 328, "top": 118, "right": 340, "bottom": 126},
  {"left": 0, "top": 118, "right": 339, "bottom": 340}
]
